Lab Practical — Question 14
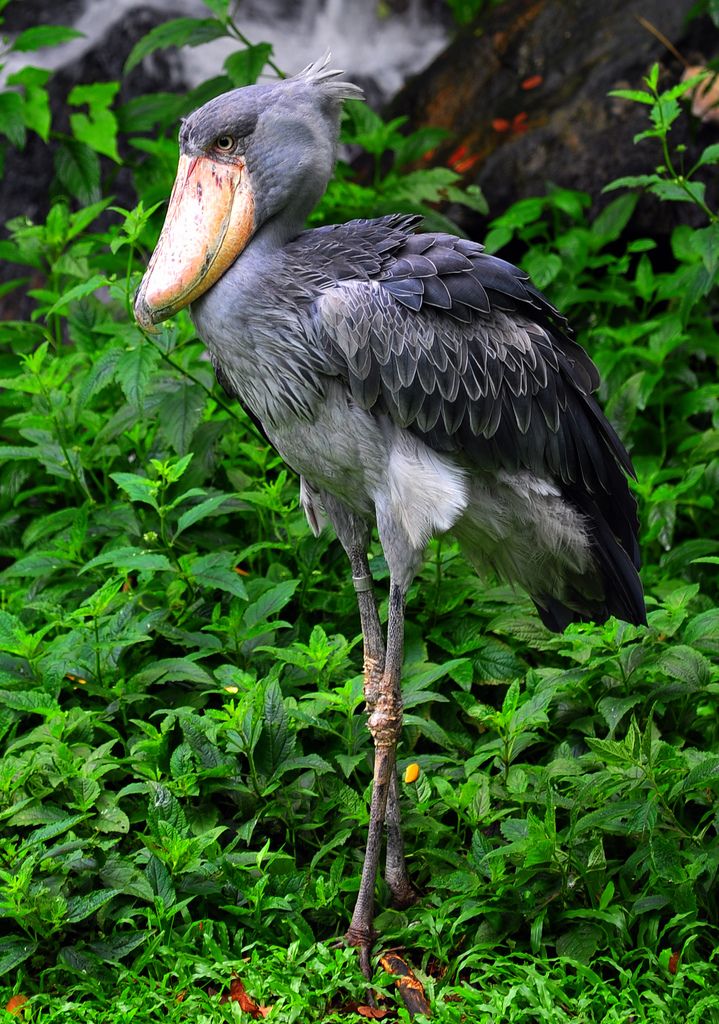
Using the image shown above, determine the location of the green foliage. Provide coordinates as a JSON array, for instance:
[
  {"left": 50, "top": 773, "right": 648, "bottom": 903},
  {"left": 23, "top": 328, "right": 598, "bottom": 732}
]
[{"left": 0, "top": 4, "right": 716, "bottom": 1016}]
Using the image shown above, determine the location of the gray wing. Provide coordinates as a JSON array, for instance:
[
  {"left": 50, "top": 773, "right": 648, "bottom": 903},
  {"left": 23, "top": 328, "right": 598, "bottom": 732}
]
[{"left": 309, "top": 224, "right": 643, "bottom": 624}]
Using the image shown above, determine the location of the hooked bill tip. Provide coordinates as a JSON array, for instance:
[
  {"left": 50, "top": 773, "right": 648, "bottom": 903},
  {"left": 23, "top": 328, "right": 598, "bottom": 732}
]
[{"left": 133, "top": 287, "right": 162, "bottom": 333}]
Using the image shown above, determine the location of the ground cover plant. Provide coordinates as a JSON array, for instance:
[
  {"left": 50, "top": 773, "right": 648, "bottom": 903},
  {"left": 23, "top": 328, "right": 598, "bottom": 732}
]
[{"left": 0, "top": 2, "right": 718, "bottom": 1020}]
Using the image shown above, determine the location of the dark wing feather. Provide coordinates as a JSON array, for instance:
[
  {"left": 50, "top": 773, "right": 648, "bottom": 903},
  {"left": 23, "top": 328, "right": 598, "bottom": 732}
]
[{"left": 298, "top": 218, "right": 643, "bottom": 628}]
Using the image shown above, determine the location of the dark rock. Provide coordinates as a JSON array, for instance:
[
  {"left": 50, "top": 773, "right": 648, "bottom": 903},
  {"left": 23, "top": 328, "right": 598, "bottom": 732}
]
[{"left": 386, "top": 0, "right": 718, "bottom": 234}]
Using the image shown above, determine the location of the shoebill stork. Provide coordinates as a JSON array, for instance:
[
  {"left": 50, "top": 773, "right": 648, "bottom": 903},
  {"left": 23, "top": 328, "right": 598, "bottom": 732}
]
[{"left": 134, "top": 57, "right": 646, "bottom": 976}]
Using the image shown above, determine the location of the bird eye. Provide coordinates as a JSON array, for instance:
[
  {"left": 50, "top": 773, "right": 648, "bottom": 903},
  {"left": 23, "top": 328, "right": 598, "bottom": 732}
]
[{"left": 215, "top": 135, "right": 235, "bottom": 152}]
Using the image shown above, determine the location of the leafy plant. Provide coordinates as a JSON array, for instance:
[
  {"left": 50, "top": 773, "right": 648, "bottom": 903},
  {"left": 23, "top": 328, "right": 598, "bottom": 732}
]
[{"left": 0, "top": 2, "right": 717, "bottom": 1017}]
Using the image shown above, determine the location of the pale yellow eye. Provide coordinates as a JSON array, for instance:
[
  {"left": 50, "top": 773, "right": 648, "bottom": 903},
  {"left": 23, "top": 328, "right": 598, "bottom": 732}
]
[{"left": 215, "top": 135, "right": 234, "bottom": 152}]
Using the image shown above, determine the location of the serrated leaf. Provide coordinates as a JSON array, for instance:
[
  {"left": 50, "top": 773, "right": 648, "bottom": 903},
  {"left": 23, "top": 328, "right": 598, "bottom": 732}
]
[
  {"left": 77, "top": 345, "right": 123, "bottom": 408},
  {"left": 146, "top": 855, "right": 176, "bottom": 906},
  {"left": 256, "top": 681, "right": 295, "bottom": 779},
  {"left": 115, "top": 344, "right": 160, "bottom": 409},
  {"left": 124, "top": 17, "right": 227, "bottom": 73},
  {"left": 679, "top": 756, "right": 719, "bottom": 795},
  {"left": 81, "top": 546, "right": 172, "bottom": 574},
  {"left": 54, "top": 139, "right": 100, "bottom": 203},
  {"left": 156, "top": 382, "right": 205, "bottom": 454},
  {"left": 556, "top": 925, "right": 601, "bottom": 963},
  {"left": 0, "top": 689, "right": 58, "bottom": 714},
  {"left": 0, "top": 91, "right": 25, "bottom": 147},
  {"left": 21, "top": 813, "right": 86, "bottom": 850},
  {"left": 66, "top": 888, "right": 120, "bottom": 923},
  {"left": 131, "top": 658, "right": 214, "bottom": 685},
  {"left": 650, "top": 835, "right": 683, "bottom": 880},
  {"left": 607, "top": 88, "right": 654, "bottom": 104},
  {"left": 148, "top": 782, "right": 187, "bottom": 833},
  {"left": 110, "top": 473, "right": 158, "bottom": 507},
  {"left": 186, "top": 552, "right": 248, "bottom": 599},
  {"left": 89, "top": 930, "right": 147, "bottom": 963},
  {"left": 0, "top": 937, "right": 38, "bottom": 976},
  {"left": 175, "top": 493, "right": 235, "bottom": 536},
  {"left": 597, "top": 695, "right": 641, "bottom": 735},
  {"left": 45, "top": 274, "right": 108, "bottom": 315},
  {"left": 244, "top": 580, "right": 298, "bottom": 628},
  {"left": 658, "top": 645, "right": 713, "bottom": 687}
]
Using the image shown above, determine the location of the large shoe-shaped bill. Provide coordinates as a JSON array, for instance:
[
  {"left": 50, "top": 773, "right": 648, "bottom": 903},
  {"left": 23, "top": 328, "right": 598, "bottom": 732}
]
[{"left": 134, "top": 153, "right": 254, "bottom": 330}]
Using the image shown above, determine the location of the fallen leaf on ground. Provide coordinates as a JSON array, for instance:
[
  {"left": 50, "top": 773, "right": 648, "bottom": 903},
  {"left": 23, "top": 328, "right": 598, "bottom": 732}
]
[
  {"left": 380, "top": 952, "right": 432, "bottom": 1019},
  {"left": 218, "top": 973, "right": 271, "bottom": 1018},
  {"left": 357, "top": 1005, "right": 388, "bottom": 1019}
]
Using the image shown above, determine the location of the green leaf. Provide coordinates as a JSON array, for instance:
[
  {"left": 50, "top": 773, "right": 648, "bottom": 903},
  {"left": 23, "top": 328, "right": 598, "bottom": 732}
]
[
  {"left": 679, "top": 756, "right": 719, "bottom": 795},
  {"left": 607, "top": 88, "right": 654, "bottom": 105},
  {"left": 146, "top": 855, "right": 176, "bottom": 906},
  {"left": 0, "top": 937, "right": 38, "bottom": 976},
  {"left": 257, "top": 680, "right": 295, "bottom": 779},
  {"left": 202, "top": 0, "right": 230, "bottom": 18},
  {"left": 109, "top": 473, "right": 159, "bottom": 508},
  {"left": 7, "top": 66, "right": 52, "bottom": 141},
  {"left": 131, "top": 658, "right": 214, "bottom": 685},
  {"left": 602, "top": 174, "right": 660, "bottom": 194},
  {"left": 77, "top": 345, "right": 123, "bottom": 408},
  {"left": 650, "top": 835, "right": 683, "bottom": 881},
  {"left": 66, "top": 888, "right": 120, "bottom": 923},
  {"left": 95, "top": 804, "right": 130, "bottom": 834},
  {"left": 695, "top": 142, "right": 719, "bottom": 168},
  {"left": 45, "top": 273, "right": 108, "bottom": 315},
  {"left": 89, "top": 931, "right": 147, "bottom": 963},
  {"left": 11, "top": 25, "right": 84, "bottom": 51},
  {"left": 0, "top": 91, "right": 25, "bottom": 147},
  {"left": 115, "top": 344, "right": 160, "bottom": 409},
  {"left": 244, "top": 580, "right": 298, "bottom": 628},
  {"left": 658, "top": 645, "right": 713, "bottom": 687},
  {"left": 185, "top": 552, "right": 248, "bottom": 599},
  {"left": 591, "top": 193, "right": 638, "bottom": 244},
  {"left": 156, "top": 382, "right": 206, "bottom": 454},
  {"left": 175, "top": 493, "right": 235, "bottom": 536},
  {"left": 224, "top": 43, "right": 273, "bottom": 86},
  {"left": 124, "top": 17, "right": 228, "bottom": 73},
  {"left": 21, "top": 814, "right": 86, "bottom": 850},
  {"left": 0, "top": 689, "right": 59, "bottom": 714},
  {"left": 68, "top": 82, "right": 121, "bottom": 162},
  {"left": 54, "top": 139, "right": 101, "bottom": 203},
  {"left": 148, "top": 782, "right": 187, "bottom": 834},
  {"left": 81, "top": 546, "right": 172, "bottom": 574}
]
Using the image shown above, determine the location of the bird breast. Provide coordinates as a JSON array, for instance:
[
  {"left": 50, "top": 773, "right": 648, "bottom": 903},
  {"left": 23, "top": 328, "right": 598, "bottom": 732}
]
[{"left": 270, "top": 380, "right": 470, "bottom": 549}]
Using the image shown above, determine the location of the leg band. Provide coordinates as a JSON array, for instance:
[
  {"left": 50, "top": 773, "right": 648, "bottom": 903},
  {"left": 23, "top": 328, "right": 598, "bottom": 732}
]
[{"left": 352, "top": 574, "right": 374, "bottom": 593}]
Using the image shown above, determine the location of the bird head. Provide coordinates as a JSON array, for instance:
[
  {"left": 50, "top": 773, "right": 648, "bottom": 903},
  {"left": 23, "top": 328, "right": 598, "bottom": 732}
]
[{"left": 134, "top": 56, "right": 363, "bottom": 330}]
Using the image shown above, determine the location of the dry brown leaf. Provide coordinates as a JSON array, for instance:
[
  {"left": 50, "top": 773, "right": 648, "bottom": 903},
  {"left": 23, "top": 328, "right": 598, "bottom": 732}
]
[
  {"left": 357, "top": 1005, "right": 388, "bottom": 1019},
  {"left": 218, "top": 973, "right": 271, "bottom": 1018},
  {"left": 380, "top": 952, "right": 432, "bottom": 1019}
]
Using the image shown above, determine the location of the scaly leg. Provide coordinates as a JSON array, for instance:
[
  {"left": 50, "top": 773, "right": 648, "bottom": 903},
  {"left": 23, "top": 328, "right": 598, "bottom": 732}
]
[
  {"left": 345, "top": 579, "right": 408, "bottom": 977},
  {"left": 321, "top": 495, "right": 415, "bottom": 975}
]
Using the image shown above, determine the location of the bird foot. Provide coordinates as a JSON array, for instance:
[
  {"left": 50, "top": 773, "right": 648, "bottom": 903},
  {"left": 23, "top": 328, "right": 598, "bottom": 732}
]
[
  {"left": 343, "top": 924, "right": 376, "bottom": 980},
  {"left": 389, "top": 880, "right": 419, "bottom": 910}
]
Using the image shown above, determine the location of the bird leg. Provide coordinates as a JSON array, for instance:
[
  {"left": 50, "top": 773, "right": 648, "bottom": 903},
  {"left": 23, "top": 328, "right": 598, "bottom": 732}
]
[
  {"left": 384, "top": 767, "right": 416, "bottom": 909},
  {"left": 345, "top": 578, "right": 408, "bottom": 978},
  {"left": 320, "top": 494, "right": 415, "bottom": 976},
  {"left": 350, "top": 568, "right": 415, "bottom": 910}
]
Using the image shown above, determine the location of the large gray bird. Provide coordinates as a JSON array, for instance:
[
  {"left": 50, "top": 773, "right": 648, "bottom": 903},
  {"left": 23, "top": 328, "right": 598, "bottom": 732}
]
[{"left": 134, "top": 56, "right": 646, "bottom": 976}]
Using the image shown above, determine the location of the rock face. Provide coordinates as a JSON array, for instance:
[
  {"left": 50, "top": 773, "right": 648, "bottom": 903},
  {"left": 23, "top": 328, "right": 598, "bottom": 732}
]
[
  {"left": 387, "top": 0, "right": 718, "bottom": 233},
  {"left": 1, "top": 5, "right": 184, "bottom": 228}
]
